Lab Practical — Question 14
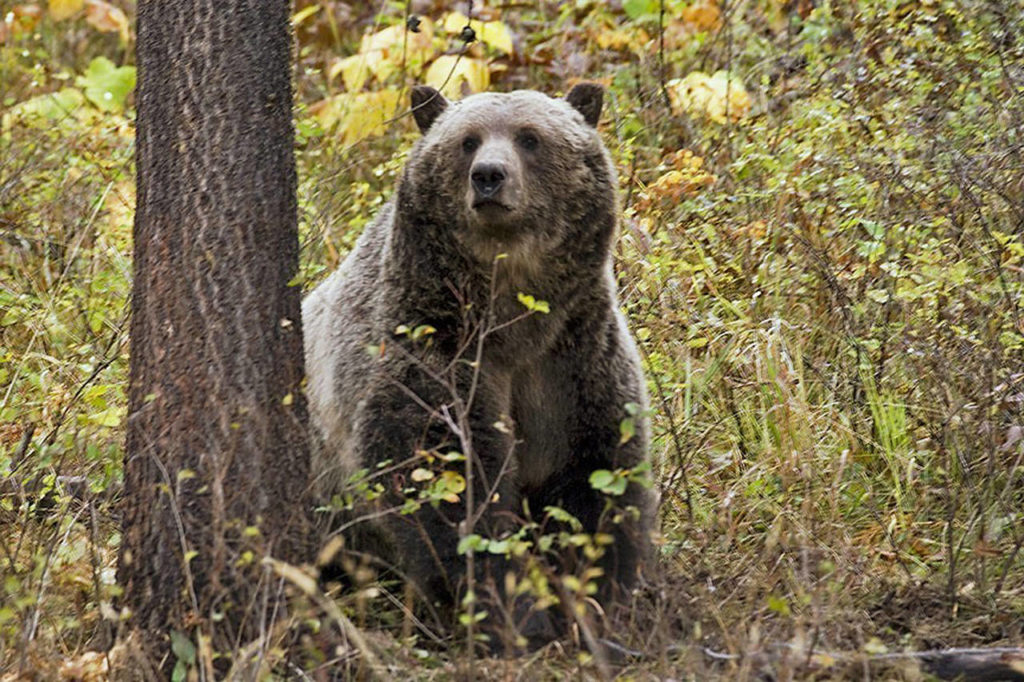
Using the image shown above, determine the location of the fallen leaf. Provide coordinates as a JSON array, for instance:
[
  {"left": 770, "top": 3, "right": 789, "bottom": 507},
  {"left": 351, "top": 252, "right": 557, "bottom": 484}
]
[
  {"left": 681, "top": 1, "right": 721, "bottom": 31},
  {"left": 10, "top": 4, "right": 44, "bottom": 34},
  {"left": 59, "top": 651, "right": 108, "bottom": 681},
  {"left": 84, "top": 0, "right": 130, "bottom": 43},
  {"left": 48, "top": 0, "right": 82, "bottom": 20}
]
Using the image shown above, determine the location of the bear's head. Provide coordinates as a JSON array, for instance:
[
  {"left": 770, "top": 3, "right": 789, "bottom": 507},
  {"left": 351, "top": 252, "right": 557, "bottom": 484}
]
[{"left": 398, "top": 84, "right": 618, "bottom": 269}]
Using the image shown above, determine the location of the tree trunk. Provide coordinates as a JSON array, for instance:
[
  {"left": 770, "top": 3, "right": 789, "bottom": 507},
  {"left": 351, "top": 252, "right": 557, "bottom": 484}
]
[{"left": 118, "top": 0, "right": 309, "bottom": 670}]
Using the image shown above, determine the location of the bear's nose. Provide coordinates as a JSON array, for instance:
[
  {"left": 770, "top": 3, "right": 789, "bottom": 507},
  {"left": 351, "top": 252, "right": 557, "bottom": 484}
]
[{"left": 471, "top": 162, "right": 507, "bottom": 199}]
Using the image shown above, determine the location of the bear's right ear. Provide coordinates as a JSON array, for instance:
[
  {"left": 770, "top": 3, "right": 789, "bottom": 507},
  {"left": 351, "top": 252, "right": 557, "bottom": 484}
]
[
  {"left": 565, "top": 82, "right": 604, "bottom": 127},
  {"left": 410, "top": 85, "right": 449, "bottom": 134}
]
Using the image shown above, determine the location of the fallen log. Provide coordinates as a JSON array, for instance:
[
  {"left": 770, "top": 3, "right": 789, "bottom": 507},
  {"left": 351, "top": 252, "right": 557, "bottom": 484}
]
[{"left": 599, "top": 639, "right": 1024, "bottom": 680}]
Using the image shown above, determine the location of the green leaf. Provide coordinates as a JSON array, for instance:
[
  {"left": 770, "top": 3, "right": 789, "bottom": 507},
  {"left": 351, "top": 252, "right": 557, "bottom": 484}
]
[
  {"left": 767, "top": 594, "right": 791, "bottom": 616},
  {"left": 170, "top": 629, "right": 196, "bottom": 665},
  {"left": 75, "top": 57, "right": 136, "bottom": 113},
  {"left": 589, "top": 469, "right": 628, "bottom": 496},
  {"left": 589, "top": 469, "right": 614, "bottom": 489},
  {"left": 487, "top": 539, "right": 510, "bottom": 554},
  {"left": 411, "top": 324, "right": 436, "bottom": 340},
  {"left": 543, "top": 505, "right": 582, "bottom": 531},
  {"left": 623, "top": 0, "right": 658, "bottom": 20},
  {"left": 619, "top": 417, "right": 636, "bottom": 445},
  {"left": 458, "top": 534, "right": 488, "bottom": 554}
]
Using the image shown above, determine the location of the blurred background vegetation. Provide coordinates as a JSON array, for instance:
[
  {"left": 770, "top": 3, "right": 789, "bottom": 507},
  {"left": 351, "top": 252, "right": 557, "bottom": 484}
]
[{"left": 1, "top": 0, "right": 1022, "bottom": 678}]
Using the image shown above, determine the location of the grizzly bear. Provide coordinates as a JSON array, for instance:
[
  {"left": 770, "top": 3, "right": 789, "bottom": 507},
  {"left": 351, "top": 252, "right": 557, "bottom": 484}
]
[{"left": 303, "top": 83, "right": 652, "bottom": 644}]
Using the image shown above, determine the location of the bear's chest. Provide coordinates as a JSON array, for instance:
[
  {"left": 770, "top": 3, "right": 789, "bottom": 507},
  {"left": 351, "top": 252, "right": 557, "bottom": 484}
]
[{"left": 510, "top": 356, "right": 574, "bottom": 491}]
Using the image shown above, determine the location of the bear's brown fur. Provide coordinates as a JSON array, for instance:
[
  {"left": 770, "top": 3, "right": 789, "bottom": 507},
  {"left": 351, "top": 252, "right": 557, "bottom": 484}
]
[{"left": 303, "top": 83, "right": 652, "bottom": 645}]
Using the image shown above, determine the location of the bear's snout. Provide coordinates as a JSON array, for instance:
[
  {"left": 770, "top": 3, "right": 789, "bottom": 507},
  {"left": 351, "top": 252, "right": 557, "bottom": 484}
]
[
  {"left": 464, "top": 137, "right": 522, "bottom": 219},
  {"left": 471, "top": 162, "right": 507, "bottom": 201}
]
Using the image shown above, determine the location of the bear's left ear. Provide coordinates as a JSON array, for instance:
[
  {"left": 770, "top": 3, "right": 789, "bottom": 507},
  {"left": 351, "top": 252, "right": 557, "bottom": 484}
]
[
  {"left": 410, "top": 85, "right": 449, "bottom": 134},
  {"left": 565, "top": 82, "right": 604, "bottom": 127}
]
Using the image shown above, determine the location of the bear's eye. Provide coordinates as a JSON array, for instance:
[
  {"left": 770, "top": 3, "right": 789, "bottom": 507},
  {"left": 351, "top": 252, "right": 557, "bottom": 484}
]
[
  {"left": 461, "top": 136, "right": 480, "bottom": 154},
  {"left": 517, "top": 131, "right": 540, "bottom": 151}
]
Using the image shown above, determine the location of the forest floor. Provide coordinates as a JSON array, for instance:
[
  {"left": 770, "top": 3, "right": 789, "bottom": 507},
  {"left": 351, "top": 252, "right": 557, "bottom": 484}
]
[{"left": 2, "top": 0, "right": 1023, "bottom": 679}]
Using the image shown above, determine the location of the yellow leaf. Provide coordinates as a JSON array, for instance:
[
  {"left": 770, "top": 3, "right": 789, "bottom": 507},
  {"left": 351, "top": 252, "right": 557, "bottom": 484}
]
[
  {"left": 291, "top": 4, "right": 320, "bottom": 27},
  {"left": 666, "top": 70, "right": 750, "bottom": 123},
  {"left": 49, "top": 0, "right": 83, "bottom": 20},
  {"left": 442, "top": 11, "right": 470, "bottom": 33},
  {"left": 681, "top": 1, "right": 721, "bottom": 31},
  {"left": 440, "top": 470, "right": 466, "bottom": 494},
  {"left": 591, "top": 24, "right": 650, "bottom": 52},
  {"left": 359, "top": 19, "right": 434, "bottom": 65},
  {"left": 331, "top": 20, "right": 435, "bottom": 90},
  {"left": 309, "top": 89, "right": 401, "bottom": 145},
  {"left": 442, "top": 12, "right": 514, "bottom": 54},
  {"left": 478, "top": 20, "right": 513, "bottom": 54},
  {"left": 84, "top": 0, "right": 129, "bottom": 43},
  {"left": 594, "top": 28, "right": 631, "bottom": 50},
  {"left": 411, "top": 467, "right": 434, "bottom": 482},
  {"left": 360, "top": 23, "right": 405, "bottom": 53},
  {"left": 424, "top": 55, "right": 489, "bottom": 99},
  {"left": 330, "top": 54, "right": 377, "bottom": 92}
]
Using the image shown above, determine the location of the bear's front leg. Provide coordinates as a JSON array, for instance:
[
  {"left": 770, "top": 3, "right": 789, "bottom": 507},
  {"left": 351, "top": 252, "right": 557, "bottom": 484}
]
[
  {"left": 524, "top": 334, "right": 653, "bottom": 605},
  {"left": 353, "top": 360, "right": 550, "bottom": 648}
]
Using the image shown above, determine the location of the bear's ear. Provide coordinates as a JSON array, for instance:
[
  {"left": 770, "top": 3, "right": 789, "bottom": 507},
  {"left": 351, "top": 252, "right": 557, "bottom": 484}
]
[
  {"left": 410, "top": 85, "right": 449, "bottom": 134},
  {"left": 565, "top": 82, "right": 604, "bottom": 127}
]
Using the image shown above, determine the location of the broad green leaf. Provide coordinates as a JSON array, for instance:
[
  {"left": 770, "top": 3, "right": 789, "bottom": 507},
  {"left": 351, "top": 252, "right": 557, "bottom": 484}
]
[
  {"left": 590, "top": 469, "right": 628, "bottom": 496},
  {"left": 622, "top": 0, "right": 658, "bottom": 20},
  {"left": 487, "top": 539, "right": 510, "bottom": 554},
  {"left": 75, "top": 57, "right": 136, "bottom": 113},
  {"left": 457, "top": 534, "right": 487, "bottom": 554},
  {"left": 589, "top": 469, "right": 614, "bottom": 489},
  {"left": 170, "top": 629, "right": 196, "bottom": 664}
]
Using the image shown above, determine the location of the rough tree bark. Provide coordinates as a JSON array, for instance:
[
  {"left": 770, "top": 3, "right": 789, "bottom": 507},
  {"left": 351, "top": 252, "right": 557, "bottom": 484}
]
[{"left": 117, "top": 0, "right": 309, "bottom": 670}]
